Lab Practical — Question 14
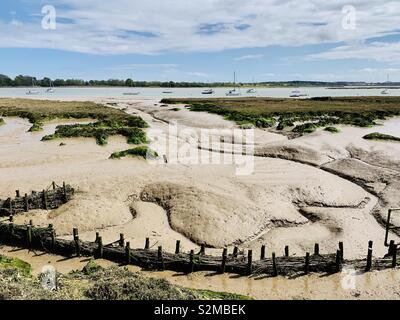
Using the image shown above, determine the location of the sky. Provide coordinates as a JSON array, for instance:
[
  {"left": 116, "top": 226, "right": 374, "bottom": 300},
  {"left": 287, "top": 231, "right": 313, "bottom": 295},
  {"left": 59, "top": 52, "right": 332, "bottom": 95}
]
[{"left": 0, "top": 0, "right": 400, "bottom": 82}]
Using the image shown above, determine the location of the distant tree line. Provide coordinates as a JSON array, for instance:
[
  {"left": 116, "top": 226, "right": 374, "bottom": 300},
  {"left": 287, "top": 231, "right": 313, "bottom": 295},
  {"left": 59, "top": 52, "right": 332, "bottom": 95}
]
[{"left": 0, "top": 74, "right": 398, "bottom": 88}]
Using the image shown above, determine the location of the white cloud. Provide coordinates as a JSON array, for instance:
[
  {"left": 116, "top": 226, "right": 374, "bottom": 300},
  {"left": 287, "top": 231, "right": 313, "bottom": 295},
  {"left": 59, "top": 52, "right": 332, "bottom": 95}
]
[
  {"left": 234, "top": 54, "right": 264, "bottom": 61},
  {"left": 0, "top": 0, "right": 399, "bottom": 61},
  {"left": 187, "top": 72, "right": 209, "bottom": 77}
]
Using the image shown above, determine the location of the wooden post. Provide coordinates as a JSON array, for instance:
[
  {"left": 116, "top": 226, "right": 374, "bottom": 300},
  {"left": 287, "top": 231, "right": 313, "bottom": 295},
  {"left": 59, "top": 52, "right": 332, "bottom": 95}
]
[
  {"left": 260, "top": 245, "right": 266, "bottom": 260},
  {"left": 125, "top": 242, "right": 131, "bottom": 264},
  {"left": 366, "top": 241, "right": 373, "bottom": 272},
  {"left": 272, "top": 252, "right": 278, "bottom": 277},
  {"left": 63, "top": 182, "right": 68, "bottom": 203},
  {"left": 247, "top": 250, "right": 253, "bottom": 275},
  {"left": 75, "top": 235, "right": 81, "bottom": 257},
  {"left": 392, "top": 245, "right": 397, "bottom": 268},
  {"left": 221, "top": 248, "right": 227, "bottom": 274},
  {"left": 52, "top": 181, "right": 56, "bottom": 190},
  {"left": 175, "top": 240, "right": 181, "bottom": 254},
  {"left": 335, "top": 250, "right": 341, "bottom": 273},
  {"left": 119, "top": 233, "right": 125, "bottom": 247},
  {"left": 145, "top": 237, "right": 150, "bottom": 250},
  {"left": 284, "top": 245, "right": 289, "bottom": 257},
  {"left": 189, "top": 250, "right": 194, "bottom": 273},
  {"left": 26, "top": 225, "right": 32, "bottom": 247},
  {"left": 50, "top": 229, "right": 56, "bottom": 247},
  {"left": 24, "top": 194, "right": 29, "bottom": 212},
  {"left": 97, "top": 236, "right": 103, "bottom": 259},
  {"left": 233, "top": 246, "right": 238, "bottom": 258},
  {"left": 339, "top": 242, "right": 344, "bottom": 262},
  {"left": 9, "top": 215, "right": 13, "bottom": 223},
  {"left": 158, "top": 246, "right": 165, "bottom": 271},
  {"left": 305, "top": 252, "right": 310, "bottom": 275},
  {"left": 73, "top": 228, "right": 78, "bottom": 241},
  {"left": 314, "top": 243, "right": 319, "bottom": 255},
  {"left": 15, "top": 190, "right": 20, "bottom": 198},
  {"left": 42, "top": 190, "right": 48, "bottom": 210},
  {"left": 7, "top": 198, "right": 12, "bottom": 212},
  {"left": 389, "top": 240, "right": 395, "bottom": 256},
  {"left": 200, "top": 244, "right": 205, "bottom": 255},
  {"left": 29, "top": 220, "right": 33, "bottom": 226}
]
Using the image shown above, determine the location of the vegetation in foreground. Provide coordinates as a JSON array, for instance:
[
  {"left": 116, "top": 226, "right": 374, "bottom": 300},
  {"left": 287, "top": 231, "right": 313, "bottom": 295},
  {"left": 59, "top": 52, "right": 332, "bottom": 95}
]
[
  {"left": 0, "top": 256, "right": 252, "bottom": 300},
  {"left": 110, "top": 146, "right": 159, "bottom": 159},
  {"left": 0, "top": 118, "right": 4, "bottom": 126},
  {"left": 324, "top": 126, "right": 340, "bottom": 133},
  {"left": 363, "top": 132, "right": 400, "bottom": 142},
  {"left": 161, "top": 97, "right": 400, "bottom": 135},
  {"left": 0, "top": 98, "right": 148, "bottom": 145}
]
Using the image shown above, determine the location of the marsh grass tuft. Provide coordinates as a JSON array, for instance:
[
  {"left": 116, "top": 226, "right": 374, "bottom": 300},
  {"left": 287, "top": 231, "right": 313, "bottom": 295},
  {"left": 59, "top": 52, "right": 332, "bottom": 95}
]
[
  {"left": 110, "top": 146, "right": 159, "bottom": 160},
  {"left": 363, "top": 132, "right": 400, "bottom": 142}
]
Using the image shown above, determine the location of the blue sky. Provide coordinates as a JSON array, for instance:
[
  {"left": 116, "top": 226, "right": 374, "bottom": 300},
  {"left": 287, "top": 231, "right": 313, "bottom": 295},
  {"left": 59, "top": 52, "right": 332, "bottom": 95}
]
[{"left": 0, "top": 0, "right": 400, "bottom": 82}]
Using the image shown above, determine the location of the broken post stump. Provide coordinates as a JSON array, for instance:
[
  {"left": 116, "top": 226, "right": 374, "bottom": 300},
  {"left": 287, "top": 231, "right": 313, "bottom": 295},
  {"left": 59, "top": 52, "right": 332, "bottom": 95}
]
[
  {"left": 305, "top": 252, "right": 310, "bottom": 275},
  {"left": 314, "top": 243, "right": 320, "bottom": 255},
  {"left": 175, "top": 240, "right": 180, "bottom": 254},
  {"left": 247, "top": 250, "right": 253, "bottom": 275},
  {"left": 366, "top": 241, "right": 373, "bottom": 272},
  {"left": 285, "top": 245, "right": 289, "bottom": 257},
  {"left": 221, "top": 248, "right": 227, "bottom": 274},
  {"left": 119, "top": 233, "right": 125, "bottom": 247},
  {"left": 261, "top": 245, "right": 266, "bottom": 260},
  {"left": 125, "top": 242, "right": 131, "bottom": 264},
  {"left": 145, "top": 237, "right": 150, "bottom": 250},
  {"left": 272, "top": 252, "right": 278, "bottom": 277}
]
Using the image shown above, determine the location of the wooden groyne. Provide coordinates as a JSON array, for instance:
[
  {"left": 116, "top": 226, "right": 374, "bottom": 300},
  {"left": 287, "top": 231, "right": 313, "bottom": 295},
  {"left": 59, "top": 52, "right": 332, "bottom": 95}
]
[
  {"left": 0, "top": 220, "right": 398, "bottom": 277},
  {"left": 0, "top": 182, "right": 74, "bottom": 217}
]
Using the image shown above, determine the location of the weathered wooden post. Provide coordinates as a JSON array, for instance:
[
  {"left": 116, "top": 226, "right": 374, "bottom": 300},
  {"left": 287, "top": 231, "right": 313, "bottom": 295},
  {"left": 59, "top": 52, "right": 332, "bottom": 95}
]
[
  {"left": 389, "top": 240, "right": 395, "bottom": 256},
  {"left": 314, "top": 243, "right": 320, "bottom": 255},
  {"left": 392, "top": 245, "right": 397, "bottom": 269},
  {"left": 52, "top": 182, "right": 56, "bottom": 190},
  {"left": 9, "top": 215, "right": 13, "bottom": 223},
  {"left": 26, "top": 225, "right": 32, "bottom": 247},
  {"left": 339, "top": 242, "right": 344, "bottom": 262},
  {"left": 305, "top": 252, "right": 310, "bottom": 275},
  {"left": 284, "top": 245, "right": 289, "bottom": 257},
  {"left": 221, "top": 248, "right": 227, "bottom": 274},
  {"left": 247, "top": 250, "right": 253, "bottom": 275},
  {"left": 200, "top": 244, "right": 205, "bottom": 255},
  {"left": 73, "top": 228, "right": 80, "bottom": 256},
  {"left": 8, "top": 198, "right": 12, "bottom": 213},
  {"left": 272, "top": 252, "right": 278, "bottom": 277},
  {"left": 50, "top": 228, "right": 56, "bottom": 247},
  {"left": 15, "top": 190, "right": 20, "bottom": 198},
  {"left": 29, "top": 220, "right": 33, "bottom": 226},
  {"left": 145, "top": 237, "right": 150, "bottom": 250},
  {"left": 335, "top": 250, "right": 341, "bottom": 273},
  {"left": 233, "top": 246, "right": 238, "bottom": 258},
  {"left": 42, "top": 190, "right": 48, "bottom": 210},
  {"left": 125, "top": 242, "right": 131, "bottom": 264},
  {"left": 260, "top": 245, "right": 266, "bottom": 260},
  {"left": 175, "top": 240, "right": 181, "bottom": 254},
  {"left": 97, "top": 236, "right": 103, "bottom": 259},
  {"left": 63, "top": 182, "right": 68, "bottom": 203},
  {"left": 95, "top": 232, "right": 100, "bottom": 243},
  {"left": 119, "top": 233, "right": 125, "bottom": 247},
  {"left": 158, "top": 246, "right": 165, "bottom": 271},
  {"left": 189, "top": 250, "right": 194, "bottom": 273},
  {"left": 24, "top": 194, "right": 29, "bottom": 212},
  {"left": 365, "top": 241, "right": 373, "bottom": 272},
  {"left": 73, "top": 228, "right": 78, "bottom": 241}
]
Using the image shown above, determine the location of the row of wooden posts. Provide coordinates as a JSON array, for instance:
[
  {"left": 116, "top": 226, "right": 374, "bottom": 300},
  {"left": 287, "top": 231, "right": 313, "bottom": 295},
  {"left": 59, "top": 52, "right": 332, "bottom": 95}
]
[{"left": 18, "top": 221, "right": 398, "bottom": 276}]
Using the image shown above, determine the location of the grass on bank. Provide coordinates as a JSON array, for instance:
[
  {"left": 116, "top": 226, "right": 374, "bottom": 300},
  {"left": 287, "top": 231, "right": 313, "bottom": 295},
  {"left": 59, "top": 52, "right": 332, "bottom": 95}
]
[
  {"left": 363, "top": 132, "right": 400, "bottom": 142},
  {"left": 161, "top": 97, "right": 400, "bottom": 134},
  {"left": 110, "top": 146, "right": 159, "bottom": 159},
  {"left": 0, "top": 98, "right": 148, "bottom": 145},
  {"left": 324, "top": 126, "right": 340, "bottom": 133},
  {"left": 0, "top": 258, "right": 252, "bottom": 300},
  {"left": 0, "top": 255, "right": 32, "bottom": 276}
]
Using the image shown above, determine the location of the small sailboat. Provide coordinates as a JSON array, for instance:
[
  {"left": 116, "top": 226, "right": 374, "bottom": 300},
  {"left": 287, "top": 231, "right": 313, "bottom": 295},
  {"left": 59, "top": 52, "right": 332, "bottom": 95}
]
[
  {"left": 46, "top": 81, "right": 55, "bottom": 93},
  {"left": 246, "top": 88, "right": 257, "bottom": 94},
  {"left": 202, "top": 88, "right": 215, "bottom": 95},
  {"left": 381, "top": 89, "right": 389, "bottom": 95},
  {"left": 290, "top": 89, "right": 308, "bottom": 98},
  {"left": 226, "top": 72, "right": 241, "bottom": 96},
  {"left": 26, "top": 79, "right": 40, "bottom": 95}
]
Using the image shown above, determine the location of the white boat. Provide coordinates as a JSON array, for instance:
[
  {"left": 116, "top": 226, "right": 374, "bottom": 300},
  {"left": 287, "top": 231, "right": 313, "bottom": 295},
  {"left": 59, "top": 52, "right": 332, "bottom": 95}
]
[
  {"left": 162, "top": 91, "right": 173, "bottom": 94},
  {"left": 290, "top": 89, "right": 308, "bottom": 98},
  {"left": 246, "top": 88, "right": 257, "bottom": 94},
  {"left": 46, "top": 81, "right": 55, "bottom": 93},
  {"left": 226, "top": 72, "right": 241, "bottom": 96},
  {"left": 202, "top": 88, "right": 215, "bottom": 95},
  {"left": 26, "top": 79, "right": 40, "bottom": 95},
  {"left": 123, "top": 92, "right": 140, "bottom": 96},
  {"left": 381, "top": 89, "right": 389, "bottom": 95}
]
